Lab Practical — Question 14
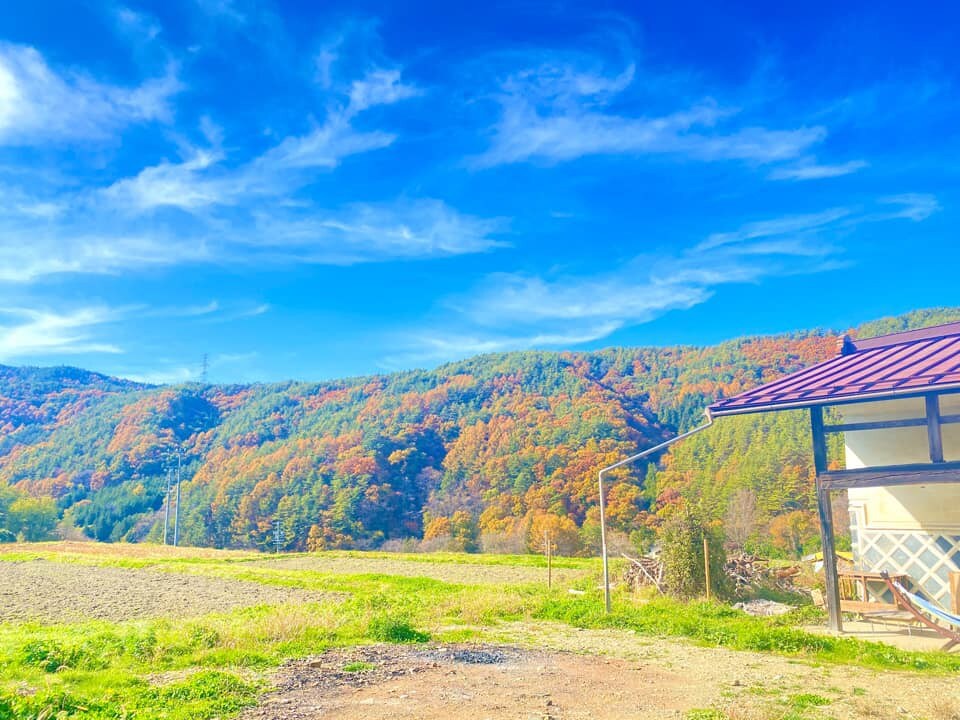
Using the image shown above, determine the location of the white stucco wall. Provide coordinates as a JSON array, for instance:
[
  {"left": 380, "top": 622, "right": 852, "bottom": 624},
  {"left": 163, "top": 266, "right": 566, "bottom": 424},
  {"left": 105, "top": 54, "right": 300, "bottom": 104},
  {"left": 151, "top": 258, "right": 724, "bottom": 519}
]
[
  {"left": 840, "top": 394, "right": 960, "bottom": 602},
  {"left": 843, "top": 395, "right": 960, "bottom": 532}
]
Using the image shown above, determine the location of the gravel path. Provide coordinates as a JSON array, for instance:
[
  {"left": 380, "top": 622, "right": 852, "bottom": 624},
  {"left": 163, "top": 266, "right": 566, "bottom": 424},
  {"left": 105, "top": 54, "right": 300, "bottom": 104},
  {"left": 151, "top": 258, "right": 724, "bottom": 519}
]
[{"left": 0, "top": 559, "right": 334, "bottom": 624}]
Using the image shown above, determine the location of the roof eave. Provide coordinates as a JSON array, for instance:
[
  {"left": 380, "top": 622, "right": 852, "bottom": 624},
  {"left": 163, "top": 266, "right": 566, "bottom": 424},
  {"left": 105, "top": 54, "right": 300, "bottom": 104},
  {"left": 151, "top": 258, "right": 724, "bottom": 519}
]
[{"left": 708, "top": 382, "right": 960, "bottom": 418}]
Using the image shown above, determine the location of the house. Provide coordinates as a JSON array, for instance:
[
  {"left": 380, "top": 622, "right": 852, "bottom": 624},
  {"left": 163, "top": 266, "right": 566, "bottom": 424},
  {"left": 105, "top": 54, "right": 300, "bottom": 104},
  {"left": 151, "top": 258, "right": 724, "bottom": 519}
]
[{"left": 708, "top": 321, "right": 960, "bottom": 630}]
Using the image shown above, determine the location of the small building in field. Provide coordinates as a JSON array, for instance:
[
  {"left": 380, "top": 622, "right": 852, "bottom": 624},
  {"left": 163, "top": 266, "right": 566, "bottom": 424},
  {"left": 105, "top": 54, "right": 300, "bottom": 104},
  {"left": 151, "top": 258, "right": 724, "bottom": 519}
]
[{"left": 708, "top": 322, "right": 960, "bottom": 630}]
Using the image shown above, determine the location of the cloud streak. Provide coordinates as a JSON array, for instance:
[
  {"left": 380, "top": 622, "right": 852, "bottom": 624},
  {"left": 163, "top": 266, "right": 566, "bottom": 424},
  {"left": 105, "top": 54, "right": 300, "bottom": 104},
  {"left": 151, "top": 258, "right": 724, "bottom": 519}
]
[
  {"left": 0, "top": 43, "right": 181, "bottom": 145},
  {"left": 394, "top": 194, "right": 937, "bottom": 365},
  {"left": 769, "top": 159, "right": 868, "bottom": 181},
  {"left": 471, "top": 59, "right": 826, "bottom": 168},
  {"left": 0, "top": 306, "right": 125, "bottom": 359},
  {"left": 102, "top": 68, "right": 420, "bottom": 212}
]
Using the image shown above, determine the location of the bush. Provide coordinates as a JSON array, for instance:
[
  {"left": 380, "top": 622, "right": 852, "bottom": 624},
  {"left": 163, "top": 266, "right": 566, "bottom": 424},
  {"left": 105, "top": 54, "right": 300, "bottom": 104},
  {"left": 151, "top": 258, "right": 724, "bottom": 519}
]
[
  {"left": 0, "top": 529, "right": 15, "bottom": 543},
  {"left": 660, "top": 508, "right": 726, "bottom": 599},
  {"left": 367, "top": 615, "right": 430, "bottom": 643}
]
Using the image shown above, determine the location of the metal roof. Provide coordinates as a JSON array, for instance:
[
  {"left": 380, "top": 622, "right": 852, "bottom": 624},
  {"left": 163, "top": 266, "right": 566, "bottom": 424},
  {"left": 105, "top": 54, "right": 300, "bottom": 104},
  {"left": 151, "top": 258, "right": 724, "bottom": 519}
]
[{"left": 708, "top": 321, "right": 960, "bottom": 417}]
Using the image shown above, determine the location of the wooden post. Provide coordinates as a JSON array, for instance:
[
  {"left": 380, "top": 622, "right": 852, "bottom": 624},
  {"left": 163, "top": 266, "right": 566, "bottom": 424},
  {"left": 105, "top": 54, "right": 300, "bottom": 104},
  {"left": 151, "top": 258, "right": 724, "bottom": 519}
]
[
  {"left": 545, "top": 530, "right": 553, "bottom": 590},
  {"left": 811, "top": 406, "right": 842, "bottom": 632},
  {"left": 926, "top": 394, "right": 944, "bottom": 463},
  {"left": 950, "top": 572, "right": 960, "bottom": 615},
  {"left": 703, "top": 535, "right": 711, "bottom": 600}
]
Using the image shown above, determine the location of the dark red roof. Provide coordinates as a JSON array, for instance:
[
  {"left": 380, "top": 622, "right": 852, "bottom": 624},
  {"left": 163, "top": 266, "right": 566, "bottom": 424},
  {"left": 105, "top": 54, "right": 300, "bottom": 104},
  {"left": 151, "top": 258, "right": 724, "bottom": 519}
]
[{"left": 708, "top": 321, "right": 960, "bottom": 416}]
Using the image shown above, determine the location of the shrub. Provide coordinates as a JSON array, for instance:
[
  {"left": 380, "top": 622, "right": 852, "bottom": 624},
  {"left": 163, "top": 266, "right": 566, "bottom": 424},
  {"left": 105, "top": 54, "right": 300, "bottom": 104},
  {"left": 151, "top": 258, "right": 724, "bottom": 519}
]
[
  {"left": 660, "top": 508, "right": 726, "bottom": 599},
  {"left": 367, "top": 615, "right": 430, "bottom": 643}
]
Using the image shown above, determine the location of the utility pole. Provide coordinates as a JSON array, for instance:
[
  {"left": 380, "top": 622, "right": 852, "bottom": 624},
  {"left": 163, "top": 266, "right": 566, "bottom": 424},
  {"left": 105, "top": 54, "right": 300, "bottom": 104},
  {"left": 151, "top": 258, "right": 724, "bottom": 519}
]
[
  {"left": 173, "top": 449, "right": 182, "bottom": 547},
  {"left": 163, "top": 467, "right": 172, "bottom": 545}
]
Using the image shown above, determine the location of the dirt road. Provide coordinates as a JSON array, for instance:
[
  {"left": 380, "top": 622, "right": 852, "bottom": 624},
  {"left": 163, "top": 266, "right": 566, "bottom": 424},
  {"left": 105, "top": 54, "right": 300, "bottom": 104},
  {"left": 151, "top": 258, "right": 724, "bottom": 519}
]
[{"left": 241, "top": 629, "right": 960, "bottom": 720}]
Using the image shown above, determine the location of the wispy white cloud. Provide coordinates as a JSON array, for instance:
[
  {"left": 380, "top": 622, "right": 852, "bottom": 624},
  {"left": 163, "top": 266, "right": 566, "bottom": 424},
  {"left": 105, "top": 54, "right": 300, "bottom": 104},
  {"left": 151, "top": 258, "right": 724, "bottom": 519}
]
[
  {"left": 102, "top": 68, "right": 420, "bottom": 212},
  {"left": 0, "top": 300, "right": 270, "bottom": 363},
  {"left": 244, "top": 199, "right": 506, "bottom": 264},
  {"left": 0, "top": 232, "right": 208, "bottom": 283},
  {"left": 393, "top": 193, "right": 938, "bottom": 365},
  {"left": 102, "top": 149, "right": 227, "bottom": 211},
  {"left": 114, "top": 6, "right": 162, "bottom": 42},
  {"left": 383, "top": 323, "right": 622, "bottom": 367},
  {"left": 0, "top": 306, "right": 125, "bottom": 359},
  {"left": 878, "top": 193, "right": 941, "bottom": 221},
  {"left": 769, "top": 159, "right": 868, "bottom": 181},
  {"left": 0, "top": 43, "right": 181, "bottom": 146},
  {"left": 698, "top": 208, "right": 852, "bottom": 251},
  {"left": 0, "top": 194, "right": 504, "bottom": 282},
  {"left": 471, "top": 58, "right": 825, "bottom": 168}
]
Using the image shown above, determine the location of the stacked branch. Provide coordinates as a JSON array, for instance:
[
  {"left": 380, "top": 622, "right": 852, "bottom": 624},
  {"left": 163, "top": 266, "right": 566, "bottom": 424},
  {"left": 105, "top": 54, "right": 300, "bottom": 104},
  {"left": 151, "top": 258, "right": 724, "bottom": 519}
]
[
  {"left": 725, "top": 553, "right": 800, "bottom": 594},
  {"left": 621, "top": 553, "right": 665, "bottom": 594}
]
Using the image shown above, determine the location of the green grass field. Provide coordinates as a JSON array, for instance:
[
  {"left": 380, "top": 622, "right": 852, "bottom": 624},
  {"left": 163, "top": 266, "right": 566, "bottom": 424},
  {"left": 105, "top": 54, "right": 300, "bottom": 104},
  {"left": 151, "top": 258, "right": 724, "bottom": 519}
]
[{"left": 1, "top": 542, "right": 958, "bottom": 719}]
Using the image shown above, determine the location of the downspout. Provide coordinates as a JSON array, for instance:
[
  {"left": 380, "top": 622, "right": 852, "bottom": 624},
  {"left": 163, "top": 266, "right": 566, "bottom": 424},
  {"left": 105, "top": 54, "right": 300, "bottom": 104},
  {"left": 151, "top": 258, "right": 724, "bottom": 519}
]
[{"left": 598, "top": 409, "right": 715, "bottom": 613}]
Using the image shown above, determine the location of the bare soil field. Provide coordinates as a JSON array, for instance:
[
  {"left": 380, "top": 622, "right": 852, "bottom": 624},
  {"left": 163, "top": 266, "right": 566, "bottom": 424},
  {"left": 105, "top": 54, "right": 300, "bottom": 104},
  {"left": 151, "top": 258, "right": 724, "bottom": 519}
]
[
  {"left": 243, "top": 632, "right": 960, "bottom": 720},
  {"left": 251, "top": 556, "right": 588, "bottom": 586},
  {"left": 0, "top": 540, "right": 258, "bottom": 561},
  {"left": 0, "top": 559, "right": 334, "bottom": 623}
]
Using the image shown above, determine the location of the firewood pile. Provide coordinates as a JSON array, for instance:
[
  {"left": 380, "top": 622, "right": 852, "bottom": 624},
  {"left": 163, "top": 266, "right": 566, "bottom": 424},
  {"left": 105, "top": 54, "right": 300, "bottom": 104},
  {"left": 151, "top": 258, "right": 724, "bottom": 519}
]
[
  {"left": 622, "top": 552, "right": 802, "bottom": 596},
  {"left": 725, "top": 554, "right": 800, "bottom": 593},
  {"left": 621, "top": 554, "right": 665, "bottom": 593}
]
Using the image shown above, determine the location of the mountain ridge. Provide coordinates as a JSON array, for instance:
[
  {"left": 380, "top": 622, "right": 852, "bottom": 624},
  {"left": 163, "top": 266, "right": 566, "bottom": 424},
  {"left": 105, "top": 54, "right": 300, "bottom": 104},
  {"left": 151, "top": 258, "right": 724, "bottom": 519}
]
[{"left": 1, "top": 307, "right": 958, "bottom": 554}]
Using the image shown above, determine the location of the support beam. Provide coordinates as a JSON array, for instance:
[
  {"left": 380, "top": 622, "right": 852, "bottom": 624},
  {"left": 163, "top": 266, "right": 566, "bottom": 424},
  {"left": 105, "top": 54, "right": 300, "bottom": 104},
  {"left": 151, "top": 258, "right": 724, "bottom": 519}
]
[
  {"left": 811, "top": 407, "right": 842, "bottom": 632},
  {"left": 816, "top": 475, "right": 843, "bottom": 632},
  {"left": 820, "top": 462, "right": 960, "bottom": 490},
  {"left": 926, "top": 394, "right": 944, "bottom": 463}
]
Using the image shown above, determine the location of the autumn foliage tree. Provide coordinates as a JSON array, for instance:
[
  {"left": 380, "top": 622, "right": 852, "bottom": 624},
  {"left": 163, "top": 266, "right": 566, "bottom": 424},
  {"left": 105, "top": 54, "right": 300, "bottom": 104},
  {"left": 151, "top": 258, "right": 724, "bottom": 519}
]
[{"left": 768, "top": 509, "right": 818, "bottom": 558}]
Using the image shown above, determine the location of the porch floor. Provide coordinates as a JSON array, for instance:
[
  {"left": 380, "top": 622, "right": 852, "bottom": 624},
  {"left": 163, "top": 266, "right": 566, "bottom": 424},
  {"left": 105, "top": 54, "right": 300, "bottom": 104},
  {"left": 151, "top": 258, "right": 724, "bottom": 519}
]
[{"left": 803, "top": 619, "right": 956, "bottom": 653}]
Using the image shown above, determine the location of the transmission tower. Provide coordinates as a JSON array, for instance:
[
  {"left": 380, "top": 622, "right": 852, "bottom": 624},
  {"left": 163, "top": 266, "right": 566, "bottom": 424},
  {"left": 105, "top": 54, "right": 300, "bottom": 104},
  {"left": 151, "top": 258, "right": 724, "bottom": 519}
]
[
  {"left": 200, "top": 353, "right": 209, "bottom": 384},
  {"left": 273, "top": 517, "right": 285, "bottom": 554}
]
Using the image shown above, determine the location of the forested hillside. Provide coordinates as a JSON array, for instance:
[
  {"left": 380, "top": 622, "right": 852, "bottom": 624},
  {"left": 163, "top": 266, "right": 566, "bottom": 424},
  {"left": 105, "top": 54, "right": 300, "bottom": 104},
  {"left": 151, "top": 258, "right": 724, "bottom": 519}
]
[{"left": 1, "top": 308, "right": 957, "bottom": 555}]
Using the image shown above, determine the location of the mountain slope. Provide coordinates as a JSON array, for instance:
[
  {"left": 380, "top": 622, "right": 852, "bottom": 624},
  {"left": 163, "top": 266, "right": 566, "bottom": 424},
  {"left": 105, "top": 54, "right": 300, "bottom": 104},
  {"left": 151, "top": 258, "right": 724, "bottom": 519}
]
[{"left": 1, "top": 308, "right": 958, "bottom": 553}]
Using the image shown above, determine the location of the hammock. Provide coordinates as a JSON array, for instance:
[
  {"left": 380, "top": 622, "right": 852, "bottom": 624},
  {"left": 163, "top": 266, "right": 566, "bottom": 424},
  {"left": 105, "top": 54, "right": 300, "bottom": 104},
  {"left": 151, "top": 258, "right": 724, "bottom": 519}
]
[{"left": 881, "top": 571, "right": 960, "bottom": 651}]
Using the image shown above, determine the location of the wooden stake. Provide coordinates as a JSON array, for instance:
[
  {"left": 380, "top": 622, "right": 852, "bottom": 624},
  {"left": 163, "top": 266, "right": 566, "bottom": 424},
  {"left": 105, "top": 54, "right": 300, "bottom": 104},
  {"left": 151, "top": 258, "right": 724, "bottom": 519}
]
[
  {"left": 545, "top": 530, "right": 553, "bottom": 590},
  {"left": 703, "top": 535, "right": 711, "bottom": 600}
]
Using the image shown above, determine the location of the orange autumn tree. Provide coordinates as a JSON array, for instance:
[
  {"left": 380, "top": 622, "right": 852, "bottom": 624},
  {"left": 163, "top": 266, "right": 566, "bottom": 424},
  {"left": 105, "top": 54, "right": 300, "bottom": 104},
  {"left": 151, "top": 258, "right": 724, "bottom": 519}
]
[
  {"left": 527, "top": 513, "right": 581, "bottom": 556},
  {"left": 768, "top": 509, "right": 818, "bottom": 558}
]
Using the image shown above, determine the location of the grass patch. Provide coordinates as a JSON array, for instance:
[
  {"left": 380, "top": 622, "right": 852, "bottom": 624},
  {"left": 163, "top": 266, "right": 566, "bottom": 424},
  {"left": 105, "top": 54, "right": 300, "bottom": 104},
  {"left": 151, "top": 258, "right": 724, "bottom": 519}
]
[
  {"left": 686, "top": 710, "right": 728, "bottom": 720},
  {"left": 342, "top": 661, "right": 375, "bottom": 672},
  {"left": 788, "top": 693, "right": 831, "bottom": 710},
  {"left": 534, "top": 595, "right": 960, "bottom": 673}
]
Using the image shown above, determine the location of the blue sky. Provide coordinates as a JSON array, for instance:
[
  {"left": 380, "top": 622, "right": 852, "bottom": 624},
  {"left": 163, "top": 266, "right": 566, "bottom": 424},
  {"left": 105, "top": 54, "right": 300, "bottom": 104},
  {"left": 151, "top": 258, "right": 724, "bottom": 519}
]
[{"left": 0, "top": 1, "right": 957, "bottom": 383}]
